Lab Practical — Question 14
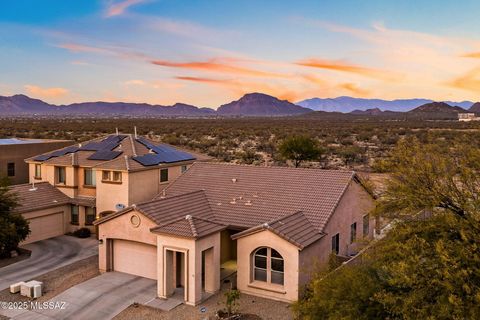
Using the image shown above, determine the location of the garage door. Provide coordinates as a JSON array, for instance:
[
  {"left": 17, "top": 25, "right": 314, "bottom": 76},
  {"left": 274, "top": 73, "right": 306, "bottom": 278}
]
[
  {"left": 113, "top": 240, "right": 157, "bottom": 280},
  {"left": 25, "top": 212, "right": 64, "bottom": 244}
]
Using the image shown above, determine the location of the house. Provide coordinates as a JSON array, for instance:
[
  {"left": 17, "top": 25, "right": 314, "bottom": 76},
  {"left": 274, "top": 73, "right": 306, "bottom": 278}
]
[
  {"left": 94, "top": 162, "right": 375, "bottom": 304},
  {"left": 458, "top": 113, "right": 480, "bottom": 121},
  {"left": 11, "top": 133, "right": 206, "bottom": 244},
  {"left": 0, "top": 138, "right": 73, "bottom": 185}
]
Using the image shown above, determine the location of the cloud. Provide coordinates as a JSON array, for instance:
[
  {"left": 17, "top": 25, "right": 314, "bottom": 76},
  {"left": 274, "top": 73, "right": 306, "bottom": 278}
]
[
  {"left": 296, "top": 58, "right": 398, "bottom": 81},
  {"left": 339, "top": 83, "right": 370, "bottom": 96},
  {"left": 124, "top": 79, "right": 147, "bottom": 86},
  {"left": 448, "top": 68, "right": 480, "bottom": 92},
  {"left": 462, "top": 52, "right": 480, "bottom": 58},
  {"left": 24, "top": 85, "right": 69, "bottom": 98},
  {"left": 57, "top": 43, "right": 110, "bottom": 54},
  {"left": 105, "top": 0, "right": 147, "bottom": 17},
  {"left": 152, "top": 58, "right": 286, "bottom": 78}
]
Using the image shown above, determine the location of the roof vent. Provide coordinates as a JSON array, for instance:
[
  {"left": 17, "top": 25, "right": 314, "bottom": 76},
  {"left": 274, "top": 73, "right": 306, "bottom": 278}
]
[
  {"left": 263, "top": 223, "right": 269, "bottom": 228},
  {"left": 245, "top": 200, "right": 252, "bottom": 206},
  {"left": 28, "top": 181, "right": 37, "bottom": 192},
  {"left": 252, "top": 192, "right": 258, "bottom": 198},
  {"left": 185, "top": 215, "right": 192, "bottom": 220},
  {"left": 232, "top": 178, "right": 237, "bottom": 183},
  {"left": 230, "top": 198, "right": 237, "bottom": 204},
  {"left": 217, "top": 202, "right": 222, "bottom": 206},
  {"left": 159, "top": 189, "right": 166, "bottom": 199}
]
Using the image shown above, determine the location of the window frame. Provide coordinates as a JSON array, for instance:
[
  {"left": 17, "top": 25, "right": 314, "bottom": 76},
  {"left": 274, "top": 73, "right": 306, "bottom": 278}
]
[
  {"left": 160, "top": 168, "right": 169, "bottom": 183},
  {"left": 56, "top": 166, "right": 66, "bottom": 184},
  {"left": 332, "top": 233, "right": 340, "bottom": 254},
  {"left": 252, "top": 247, "right": 284, "bottom": 286},
  {"left": 84, "top": 168, "right": 96, "bottom": 186},
  {"left": 102, "top": 170, "right": 111, "bottom": 181},
  {"left": 181, "top": 165, "right": 188, "bottom": 173},
  {"left": 71, "top": 205, "right": 79, "bottom": 225},
  {"left": 7, "top": 162, "right": 15, "bottom": 177},
  {"left": 363, "top": 214, "right": 370, "bottom": 237},
  {"left": 350, "top": 222, "right": 357, "bottom": 244},
  {"left": 85, "top": 207, "right": 96, "bottom": 225},
  {"left": 112, "top": 171, "right": 122, "bottom": 182},
  {"left": 34, "top": 164, "right": 42, "bottom": 179}
]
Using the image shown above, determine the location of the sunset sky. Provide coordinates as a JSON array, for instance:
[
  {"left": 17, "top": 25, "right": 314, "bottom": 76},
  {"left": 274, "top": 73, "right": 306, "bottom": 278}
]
[{"left": 1, "top": 0, "right": 480, "bottom": 107}]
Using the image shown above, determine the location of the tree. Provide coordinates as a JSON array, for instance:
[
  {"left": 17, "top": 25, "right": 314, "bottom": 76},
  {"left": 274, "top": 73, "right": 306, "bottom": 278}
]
[
  {"left": 0, "top": 177, "right": 29, "bottom": 258},
  {"left": 278, "top": 135, "right": 322, "bottom": 168},
  {"left": 294, "top": 137, "right": 480, "bottom": 319}
]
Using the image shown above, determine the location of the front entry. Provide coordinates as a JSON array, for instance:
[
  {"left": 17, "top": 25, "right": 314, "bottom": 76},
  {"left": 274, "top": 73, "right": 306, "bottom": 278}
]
[{"left": 164, "top": 249, "right": 188, "bottom": 301}]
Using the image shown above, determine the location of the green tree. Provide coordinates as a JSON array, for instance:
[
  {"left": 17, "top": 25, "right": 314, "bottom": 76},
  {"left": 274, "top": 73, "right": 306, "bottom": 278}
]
[
  {"left": 278, "top": 135, "right": 322, "bottom": 167},
  {"left": 294, "top": 137, "right": 480, "bottom": 319},
  {"left": 0, "top": 177, "right": 29, "bottom": 258}
]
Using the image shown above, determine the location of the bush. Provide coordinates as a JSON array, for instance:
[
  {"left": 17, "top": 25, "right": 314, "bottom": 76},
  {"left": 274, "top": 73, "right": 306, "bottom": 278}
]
[{"left": 72, "top": 228, "right": 91, "bottom": 238}]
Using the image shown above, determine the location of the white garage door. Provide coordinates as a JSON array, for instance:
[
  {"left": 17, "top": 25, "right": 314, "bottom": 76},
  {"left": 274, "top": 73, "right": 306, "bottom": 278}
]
[
  {"left": 113, "top": 240, "right": 157, "bottom": 280},
  {"left": 25, "top": 212, "right": 64, "bottom": 244}
]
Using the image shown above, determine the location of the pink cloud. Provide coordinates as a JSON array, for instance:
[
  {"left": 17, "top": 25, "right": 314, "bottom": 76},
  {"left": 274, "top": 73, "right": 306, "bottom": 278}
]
[
  {"left": 24, "top": 85, "right": 69, "bottom": 98},
  {"left": 105, "top": 0, "right": 146, "bottom": 17}
]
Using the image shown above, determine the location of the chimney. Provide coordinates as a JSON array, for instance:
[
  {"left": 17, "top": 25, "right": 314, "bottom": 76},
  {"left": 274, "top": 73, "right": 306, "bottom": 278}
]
[
  {"left": 116, "top": 127, "right": 119, "bottom": 135},
  {"left": 134, "top": 126, "right": 138, "bottom": 139}
]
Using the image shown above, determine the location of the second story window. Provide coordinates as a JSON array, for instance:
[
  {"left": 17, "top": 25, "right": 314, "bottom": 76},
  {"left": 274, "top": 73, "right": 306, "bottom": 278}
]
[
  {"left": 7, "top": 163, "right": 15, "bottom": 177},
  {"left": 71, "top": 205, "right": 79, "bottom": 225},
  {"left": 113, "top": 171, "right": 122, "bottom": 182},
  {"left": 35, "top": 164, "right": 42, "bottom": 179},
  {"left": 160, "top": 168, "right": 169, "bottom": 183},
  {"left": 331, "top": 233, "right": 340, "bottom": 254},
  {"left": 102, "top": 170, "right": 111, "bottom": 181},
  {"left": 350, "top": 222, "right": 357, "bottom": 243},
  {"left": 102, "top": 170, "right": 122, "bottom": 183},
  {"left": 181, "top": 165, "right": 188, "bottom": 173},
  {"left": 84, "top": 168, "right": 96, "bottom": 186},
  {"left": 56, "top": 166, "right": 66, "bottom": 184}
]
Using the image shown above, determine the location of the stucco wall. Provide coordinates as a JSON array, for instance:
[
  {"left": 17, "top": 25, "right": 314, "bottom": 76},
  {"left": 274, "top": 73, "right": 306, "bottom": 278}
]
[
  {"left": 95, "top": 170, "right": 129, "bottom": 213},
  {"left": 298, "top": 181, "right": 375, "bottom": 287},
  {"left": 236, "top": 230, "right": 299, "bottom": 303},
  {"left": 20, "top": 205, "right": 70, "bottom": 244}
]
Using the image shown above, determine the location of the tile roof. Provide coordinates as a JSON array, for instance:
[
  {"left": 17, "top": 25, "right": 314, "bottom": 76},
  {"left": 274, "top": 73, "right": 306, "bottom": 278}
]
[
  {"left": 151, "top": 215, "right": 226, "bottom": 239},
  {"left": 162, "top": 162, "right": 356, "bottom": 232},
  {"left": 70, "top": 196, "right": 96, "bottom": 207},
  {"left": 26, "top": 134, "right": 204, "bottom": 171},
  {"left": 231, "top": 211, "right": 324, "bottom": 249},
  {"left": 9, "top": 182, "right": 71, "bottom": 213}
]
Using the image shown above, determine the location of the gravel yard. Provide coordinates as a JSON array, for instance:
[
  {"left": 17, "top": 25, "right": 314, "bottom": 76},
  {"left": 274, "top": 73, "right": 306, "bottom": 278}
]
[
  {"left": 114, "top": 275, "right": 293, "bottom": 320},
  {"left": 0, "top": 255, "right": 99, "bottom": 303}
]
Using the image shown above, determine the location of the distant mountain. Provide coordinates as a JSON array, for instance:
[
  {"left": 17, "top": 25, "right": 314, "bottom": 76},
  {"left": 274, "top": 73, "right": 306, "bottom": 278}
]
[
  {"left": 408, "top": 102, "right": 466, "bottom": 113},
  {"left": 469, "top": 102, "right": 480, "bottom": 113},
  {"left": 0, "top": 95, "right": 214, "bottom": 116},
  {"left": 217, "top": 93, "right": 312, "bottom": 116},
  {"left": 350, "top": 108, "right": 384, "bottom": 115},
  {"left": 297, "top": 96, "right": 474, "bottom": 112}
]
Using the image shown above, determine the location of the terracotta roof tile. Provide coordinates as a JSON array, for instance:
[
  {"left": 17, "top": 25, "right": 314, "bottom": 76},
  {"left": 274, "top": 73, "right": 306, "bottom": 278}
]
[
  {"left": 9, "top": 182, "right": 71, "bottom": 213},
  {"left": 151, "top": 215, "right": 226, "bottom": 239}
]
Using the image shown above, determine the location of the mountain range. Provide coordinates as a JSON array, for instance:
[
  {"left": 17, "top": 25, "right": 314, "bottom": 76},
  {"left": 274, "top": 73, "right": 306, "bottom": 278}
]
[
  {"left": 296, "top": 96, "right": 474, "bottom": 112},
  {"left": 0, "top": 93, "right": 478, "bottom": 117}
]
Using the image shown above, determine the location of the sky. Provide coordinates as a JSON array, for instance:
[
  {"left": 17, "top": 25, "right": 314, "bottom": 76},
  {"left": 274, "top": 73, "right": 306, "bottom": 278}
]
[{"left": 1, "top": 0, "right": 480, "bottom": 108}]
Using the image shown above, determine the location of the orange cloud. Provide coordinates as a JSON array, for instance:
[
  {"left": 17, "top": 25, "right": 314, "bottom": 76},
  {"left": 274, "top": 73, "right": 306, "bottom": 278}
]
[
  {"left": 448, "top": 68, "right": 480, "bottom": 92},
  {"left": 105, "top": 0, "right": 146, "bottom": 17},
  {"left": 339, "top": 83, "right": 370, "bottom": 96},
  {"left": 462, "top": 52, "right": 480, "bottom": 58},
  {"left": 152, "top": 58, "right": 286, "bottom": 78},
  {"left": 57, "top": 43, "right": 109, "bottom": 54},
  {"left": 24, "top": 85, "right": 69, "bottom": 98},
  {"left": 296, "top": 58, "right": 396, "bottom": 80}
]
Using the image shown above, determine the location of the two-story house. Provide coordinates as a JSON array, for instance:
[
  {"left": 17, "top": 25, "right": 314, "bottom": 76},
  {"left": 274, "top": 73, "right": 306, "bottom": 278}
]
[{"left": 11, "top": 133, "right": 207, "bottom": 243}]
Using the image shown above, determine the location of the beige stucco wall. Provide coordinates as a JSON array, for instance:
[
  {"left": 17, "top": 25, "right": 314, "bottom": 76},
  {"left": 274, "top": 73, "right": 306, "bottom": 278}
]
[
  {"left": 156, "top": 231, "right": 221, "bottom": 306},
  {"left": 236, "top": 230, "right": 299, "bottom": 303},
  {"left": 95, "top": 171, "right": 129, "bottom": 213},
  {"left": 20, "top": 205, "right": 70, "bottom": 244},
  {"left": 298, "top": 181, "right": 375, "bottom": 288},
  {"left": 97, "top": 210, "right": 158, "bottom": 272}
]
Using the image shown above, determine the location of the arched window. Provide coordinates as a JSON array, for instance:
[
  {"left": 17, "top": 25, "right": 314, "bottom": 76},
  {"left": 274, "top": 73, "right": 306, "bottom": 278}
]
[{"left": 253, "top": 247, "right": 284, "bottom": 285}]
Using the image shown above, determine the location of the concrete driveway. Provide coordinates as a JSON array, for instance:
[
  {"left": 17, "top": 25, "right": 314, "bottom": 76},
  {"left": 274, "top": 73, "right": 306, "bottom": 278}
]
[
  {"left": 0, "top": 235, "right": 97, "bottom": 290},
  {"left": 2, "top": 272, "right": 157, "bottom": 320}
]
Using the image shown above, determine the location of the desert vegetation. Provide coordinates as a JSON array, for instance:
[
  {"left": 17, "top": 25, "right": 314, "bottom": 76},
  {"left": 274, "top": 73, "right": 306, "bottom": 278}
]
[{"left": 3, "top": 116, "right": 480, "bottom": 171}]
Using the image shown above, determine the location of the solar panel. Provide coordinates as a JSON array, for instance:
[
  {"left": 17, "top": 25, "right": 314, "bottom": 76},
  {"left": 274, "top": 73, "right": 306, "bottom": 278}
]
[
  {"left": 134, "top": 137, "right": 196, "bottom": 166},
  {"left": 87, "top": 150, "right": 123, "bottom": 161},
  {"left": 33, "top": 146, "right": 78, "bottom": 161}
]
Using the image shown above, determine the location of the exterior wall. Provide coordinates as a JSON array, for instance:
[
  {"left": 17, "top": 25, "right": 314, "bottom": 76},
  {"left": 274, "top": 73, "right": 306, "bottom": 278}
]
[
  {"left": 236, "top": 230, "right": 299, "bottom": 303},
  {"left": 0, "top": 140, "right": 72, "bottom": 185},
  {"left": 95, "top": 170, "right": 129, "bottom": 214},
  {"left": 20, "top": 205, "right": 70, "bottom": 244},
  {"left": 157, "top": 232, "right": 221, "bottom": 306},
  {"left": 97, "top": 210, "right": 158, "bottom": 273},
  {"left": 298, "top": 181, "right": 375, "bottom": 287},
  {"left": 220, "top": 229, "right": 237, "bottom": 263}
]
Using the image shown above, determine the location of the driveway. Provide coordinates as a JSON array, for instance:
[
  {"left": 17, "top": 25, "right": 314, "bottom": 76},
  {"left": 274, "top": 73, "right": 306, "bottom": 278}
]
[
  {"left": 2, "top": 272, "right": 157, "bottom": 320},
  {"left": 0, "top": 235, "right": 98, "bottom": 290}
]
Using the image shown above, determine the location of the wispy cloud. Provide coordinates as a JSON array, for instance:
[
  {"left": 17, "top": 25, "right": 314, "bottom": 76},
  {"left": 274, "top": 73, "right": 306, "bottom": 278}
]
[
  {"left": 448, "top": 68, "right": 480, "bottom": 92},
  {"left": 105, "top": 0, "right": 147, "bottom": 17},
  {"left": 339, "top": 83, "right": 370, "bottom": 96},
  {"left": 24, "top": 85, "right": 69, "bottom": 98},
  {"left": 462, "top": 51, "right": 480, "bottom": 58}
]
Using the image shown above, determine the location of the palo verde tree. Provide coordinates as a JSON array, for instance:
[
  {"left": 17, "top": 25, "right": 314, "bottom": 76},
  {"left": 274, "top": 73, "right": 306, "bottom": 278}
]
[
  {"left": 0, "top": 177, "right": 29, "bottom": 258},
  {"left": 294, "top": 137, "right": 480, "bottom": 319},
  {"left": 278, "top": 135, "right": 322, "bottom": 168}
]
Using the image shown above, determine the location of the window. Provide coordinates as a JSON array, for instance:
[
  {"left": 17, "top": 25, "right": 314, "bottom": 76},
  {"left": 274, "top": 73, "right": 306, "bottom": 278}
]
[
  {"left": 181, "top": 165, "right": 188, "bottom": 173},
  {"left": 7, "top": 163, "right": 15, "bottom": 177},
  {"left": 34, "top": 164, "right": 41, "bottom": 179},
  {"left": 253, "top": 247, "right": 284, "bottom": 285},
  {"left": 84, "top": 169, "right": 96, "bottom": 186},
  {"left": 56, "top": 166, "right": 66, "bottom": 184},
  {"left": 85, "top": 207, "right": 96, "bottom": 225},
  {"left": 160, "top": 168, "right": 169, "bottom": 183},
  {"left": 350, "top": 222, "right": 357, "bottom": 243},
  {"left": 363, "top": 214, "right": 370, "bottom": 237},
  {"left": 102, "top": 170, "right": 111, "bottom": 181},
  {"left": 332, "top": 233, "right": 340, "bottom": 254},
  {"left": 71, "top": 205, "right": 79, "bottom": 225},
  {"left": 113, "top": 171, "right": 122, "bottom": 182}
]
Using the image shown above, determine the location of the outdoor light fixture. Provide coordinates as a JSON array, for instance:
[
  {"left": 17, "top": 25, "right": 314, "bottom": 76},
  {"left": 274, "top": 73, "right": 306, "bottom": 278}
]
[{"left": 98, "top": 239, "right": 103, "bottom": 245}]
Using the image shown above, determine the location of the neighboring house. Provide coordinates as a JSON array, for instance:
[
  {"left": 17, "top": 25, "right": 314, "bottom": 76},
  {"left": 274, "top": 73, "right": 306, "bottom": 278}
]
[
  {"left": 458, "top": 113, "right": 480, "bottom": 121},
  {"left": 94, "top": 163, "right": 375, "bottom": 305},
  {"left": 11, "top": 133, "right": 205, "bottom": 244},
  {"left": 0, "top": 138, "right": 73, "bottom": 185}
]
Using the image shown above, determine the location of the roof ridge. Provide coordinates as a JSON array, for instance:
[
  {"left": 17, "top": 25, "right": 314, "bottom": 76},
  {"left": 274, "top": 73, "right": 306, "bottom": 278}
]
[
  {"left": 138, "top": 189, "right": 206, "bottom": 207},
  {"left": 186, "top": 215, "right": 198, "bottom": 237},
  {"left": 265, "top": 210, "right": 305, "bottom": 226}
]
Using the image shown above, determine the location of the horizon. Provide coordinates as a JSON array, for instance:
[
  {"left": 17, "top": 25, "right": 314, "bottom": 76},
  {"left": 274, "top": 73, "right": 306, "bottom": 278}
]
[{"left": 2, "top": 1, "right": 480, "bottom": 107}]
